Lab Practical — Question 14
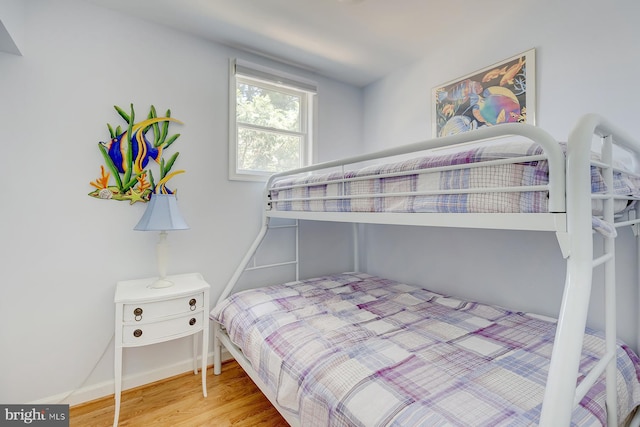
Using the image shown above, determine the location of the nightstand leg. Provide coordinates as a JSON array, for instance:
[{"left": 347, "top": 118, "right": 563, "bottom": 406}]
[{"left": 113, "top": 345, "right": 122, "bottom": 427}]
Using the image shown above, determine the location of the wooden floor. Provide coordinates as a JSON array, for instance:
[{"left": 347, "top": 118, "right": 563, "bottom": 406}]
[{"left": 70, "top": 360, "right": 288, "bottom": 427}]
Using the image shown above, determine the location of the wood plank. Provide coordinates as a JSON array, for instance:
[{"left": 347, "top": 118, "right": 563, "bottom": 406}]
[{"left": 70, "top": 361, "right": 288, "bottom": 426}]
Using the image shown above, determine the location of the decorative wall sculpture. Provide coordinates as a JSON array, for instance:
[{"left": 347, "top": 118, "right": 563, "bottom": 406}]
[{"left": 89, "top": 104, "right": 184, "bottom": 204}]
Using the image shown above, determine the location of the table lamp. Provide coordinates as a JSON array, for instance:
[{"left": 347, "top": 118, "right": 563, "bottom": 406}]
[{"left": 134, "top": 193, "right": 189, "bottom": 288}]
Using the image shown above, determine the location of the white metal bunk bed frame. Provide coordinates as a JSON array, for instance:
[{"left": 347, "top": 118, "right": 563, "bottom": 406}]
[{"left": 212, "top": 114, "right": 640, "bottom": 427}]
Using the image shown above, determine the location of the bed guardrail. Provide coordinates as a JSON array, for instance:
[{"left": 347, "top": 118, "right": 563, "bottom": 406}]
[{"left": 265, "top": 122, "right": 567, "bottom": 214}]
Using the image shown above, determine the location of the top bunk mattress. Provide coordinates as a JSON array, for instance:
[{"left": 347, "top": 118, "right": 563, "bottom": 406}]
[
  {"left": 268, "top": 139, "right": 640, "bottom": 216},
  {"left": 211, "top": 273, "right": 640, "bottom": 427}
]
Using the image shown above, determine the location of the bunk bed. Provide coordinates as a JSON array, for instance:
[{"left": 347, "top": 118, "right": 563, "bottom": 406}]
[{"left": 210, "top": 114, "right": 640, "bottom": 426}]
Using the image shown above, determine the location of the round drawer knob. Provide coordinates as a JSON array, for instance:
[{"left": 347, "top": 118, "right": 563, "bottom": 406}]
[
  {"left": 133, "top": 329, "right": 143, "bottom": 338},
  {"left": 189, "top": 299, "right": 197, "bottom": 310},
  {"left": 133, "top": 308, "right": 143, "bottom": 320},
  {"left": 189, "top": 318, "right": 197, "bottom": 326}
]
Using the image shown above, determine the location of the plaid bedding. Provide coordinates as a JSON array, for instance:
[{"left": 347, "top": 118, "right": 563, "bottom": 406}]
[
  {"left": 269, "top": 140, "right": 640, "bottom": 218},
  {"left": 211, "top": 273, "right": 640, "bottom": 427}
]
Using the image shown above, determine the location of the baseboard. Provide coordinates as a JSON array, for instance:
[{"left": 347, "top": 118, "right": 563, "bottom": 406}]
[{"left": 32, "top": 349, "right": 233, "bottom": 407}]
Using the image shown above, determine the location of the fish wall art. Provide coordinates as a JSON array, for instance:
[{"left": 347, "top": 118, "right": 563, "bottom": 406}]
[
  {"left": 89, "top": 104, "right": 185, "bottom": 204},
  {"left": 432, "top": 49, "right": 536, "bottom": 138}
]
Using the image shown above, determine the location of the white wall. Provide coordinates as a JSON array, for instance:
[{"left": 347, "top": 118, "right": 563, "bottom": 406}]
[
  {"left": 360, "top": 0, "right": 640, "bottom": 348},
  {"left": 0, "top": 0, "right": 362, "bottom": 404}
]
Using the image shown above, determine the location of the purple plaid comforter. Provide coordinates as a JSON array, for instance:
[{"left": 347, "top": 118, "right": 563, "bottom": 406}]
[
  {"left": 211, "top": 273, "right": 640, "bottom": 426},
  {"left": 269, "top": 140, "right": 640, "bottom": 217}
]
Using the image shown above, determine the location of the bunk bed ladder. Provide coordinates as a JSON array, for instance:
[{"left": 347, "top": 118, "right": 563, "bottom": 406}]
[
  {"left": 601, "top": 135, "right": 618, "bottom": 427},
  {"left": 541, "top": 128, "right": 619, "bottom": 427},
  {"left": 243, "top": 220, "right": 300, "bottom": 280},
  {"left": 577, "top": 134, "right": 617, "bottom": 425}
]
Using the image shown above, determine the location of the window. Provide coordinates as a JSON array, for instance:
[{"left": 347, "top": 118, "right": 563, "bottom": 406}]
[{"left": 229, "top": 59, "right": 317, "bottom": 181}]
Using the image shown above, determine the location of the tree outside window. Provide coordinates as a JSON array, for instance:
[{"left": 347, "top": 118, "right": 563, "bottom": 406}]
[{"left": 229, "top": 60, "right": 316, "bottom": 181}]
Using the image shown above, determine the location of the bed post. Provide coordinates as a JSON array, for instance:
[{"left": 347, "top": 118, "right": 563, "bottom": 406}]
[
  {"left": 213, "top": 219, "right": 302, "bottom": 374},
  {"left": 212, "top": 322, "right": 223, "bottom": 375},
  {"left": 353, "top": 223, "right": 360, "bottom": 272},
  {"left": 600, "top": 134, "right": 618, "bottom": 427},
  {"left": 631, "top": 210, "right": 640, "bottom": 356},
  {"left": 539, "top": 116, "right": 597, "bottom": 427},
  {"left": 540, "top": 114, "right": 640, "bottom": 426},
  {"left": 636, "top": 212, "right": 640, "bottom": 357},
  {"left": 631, "top": 209, "right": 640, "bottom": 427},
  {"left": 212, "top": 219, "right": 270, "bottom": 375}
]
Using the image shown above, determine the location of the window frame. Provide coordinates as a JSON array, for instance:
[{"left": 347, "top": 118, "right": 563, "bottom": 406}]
[{"left": 228, "top": 59, "right": 317, "bottom": 182}]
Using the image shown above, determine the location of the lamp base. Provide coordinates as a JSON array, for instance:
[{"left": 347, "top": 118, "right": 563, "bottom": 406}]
[{"left": 147, "top": 278, "right": 174, "bottom": 289}]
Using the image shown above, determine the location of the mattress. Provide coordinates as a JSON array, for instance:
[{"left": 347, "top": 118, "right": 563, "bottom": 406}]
[
  {"left": 211, "top": 273, "right": 640, "bottom": 427},
  {"left": 268, "top": 140, "right": 640, "bottom": 217}
]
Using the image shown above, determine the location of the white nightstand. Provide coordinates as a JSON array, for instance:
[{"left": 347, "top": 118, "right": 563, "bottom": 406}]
[{"left": 113, "top": 272, "right": 210, "bottom": 427}]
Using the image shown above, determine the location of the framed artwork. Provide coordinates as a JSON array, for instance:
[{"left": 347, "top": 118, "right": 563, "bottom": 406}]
[{"left": 432, "top": 49, "right": 535, "bottom": 138}]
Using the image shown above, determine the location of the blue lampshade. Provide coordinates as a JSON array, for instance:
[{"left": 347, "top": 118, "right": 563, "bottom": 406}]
[{"left": 134, "top": 194, "right": 189, "bottom": 231}]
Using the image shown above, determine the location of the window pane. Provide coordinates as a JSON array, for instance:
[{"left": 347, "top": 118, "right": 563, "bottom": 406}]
[
  {"left": 230, "top": 59, "right": 315, "bottom": 181},
  {"left": 237, "top": 83, "right": 301, "bottom": 132},
  {"left": 237, "top": 127, "right": 301, "bottom": 173}
]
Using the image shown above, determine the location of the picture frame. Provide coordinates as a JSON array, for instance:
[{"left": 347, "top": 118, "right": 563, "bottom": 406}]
[{"left": 432, "top": 49, "right": 536, "bottom": 138}]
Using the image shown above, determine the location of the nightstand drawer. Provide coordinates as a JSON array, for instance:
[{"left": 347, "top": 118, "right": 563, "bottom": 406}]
[
  {"left": 122, "top": 311, "right": 204, "bottom": 345},
  {"left": 123, "top": 292, "right": 204, "bottom": 322}
]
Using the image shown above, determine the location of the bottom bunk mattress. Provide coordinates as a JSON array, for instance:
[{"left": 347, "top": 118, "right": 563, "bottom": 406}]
[{"left": 210, "top": 273, "right": 640, "bottom": 426}]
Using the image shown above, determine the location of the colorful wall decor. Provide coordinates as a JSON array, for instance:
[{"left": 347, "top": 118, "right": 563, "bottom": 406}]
[
  {"left": 432, "top": 49, "right": 536, "bottom": 138},
  {"left": 89, "top": 104, "right": 185, "bottom": 203}
]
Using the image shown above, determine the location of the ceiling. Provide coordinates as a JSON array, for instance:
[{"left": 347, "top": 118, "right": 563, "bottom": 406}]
[{"left": 86, "top": 0, "right": 502, "bottom": 87}]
